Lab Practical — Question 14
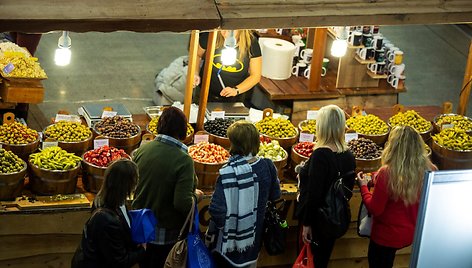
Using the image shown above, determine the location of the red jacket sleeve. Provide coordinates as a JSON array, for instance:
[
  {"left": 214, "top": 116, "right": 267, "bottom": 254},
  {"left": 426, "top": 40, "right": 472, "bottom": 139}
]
[{"left": 360, "top": 167, "right": 389, "bottom": 217}]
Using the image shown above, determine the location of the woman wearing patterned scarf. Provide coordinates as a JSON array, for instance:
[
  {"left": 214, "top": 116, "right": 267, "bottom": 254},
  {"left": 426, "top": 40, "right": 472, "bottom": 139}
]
[{"left": 207, "top": 121, "right": 281, "bottom": 267}]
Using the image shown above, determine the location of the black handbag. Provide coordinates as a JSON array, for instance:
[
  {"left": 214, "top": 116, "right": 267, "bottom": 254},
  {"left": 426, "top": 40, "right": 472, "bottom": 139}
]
[{"left": 263, "top": 199, "right": 288, "bottom": 256}]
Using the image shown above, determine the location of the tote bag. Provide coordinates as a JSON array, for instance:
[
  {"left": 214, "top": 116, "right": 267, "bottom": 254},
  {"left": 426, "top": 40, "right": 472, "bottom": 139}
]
[
  {"left": 187, "top": 202, "right": 215, "bottom": 268},
  {"left": 129, "top": 208, "right": 157, "bottom": 244},
  {"left": 292, "top": 243, "right": 314, "bottom": 268}
]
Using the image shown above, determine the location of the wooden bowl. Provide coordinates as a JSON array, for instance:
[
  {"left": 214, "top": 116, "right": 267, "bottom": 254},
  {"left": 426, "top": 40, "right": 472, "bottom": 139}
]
[
  {"left": 93, "top": 125, "right": 142, "bottom": 154},
  {"left": 298, "top": 120, "right": 317, "bottom": 135},
  {"left": 261, "top": 128, "right": 299, "bottom": 150},
  {"left": 358, "top": 129, "right": 390, "bottom": 146},
  {"left": 433, "top": 113, "right": 472, "bottom": 134},
  {"left": 388, "top": 123, "right": 433, "bottom": 143},
  {"left": 432, "top": 140, "right": 472, "bottom": 170},
  {"left": 0, "top": 160, "right": 27, "bottom": 200},
  {"left": 29, "top": 161, "right": 81, "bottom": 195},
  {"left": 43, "top": 125, "right": 92, "bottom": 156},
  {"left": 290, "top": 144, "right": 310, "bottom": 168},
  {"left": 0, "top": 136, "right": 40, "bottom": 161},
  {"left": 207, "top": 132, "right": 230, "bottom": 149},
  {"left": 355, "top": 156, "right": 382, "bottom": 174},
  {"left": 271, "top": 149, "right": 289, "bottom": 174}
]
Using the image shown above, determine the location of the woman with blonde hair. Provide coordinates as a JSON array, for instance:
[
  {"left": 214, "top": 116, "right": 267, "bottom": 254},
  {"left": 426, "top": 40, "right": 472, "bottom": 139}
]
[
  {"left": 194, "top": 30, "right": 262, "bottom": 104},
  {"left": 357, "top": 125, "right": 437, "bottom": 268},
  {"left": 297, "top": 104, "right": 356, "bottom": 268}
]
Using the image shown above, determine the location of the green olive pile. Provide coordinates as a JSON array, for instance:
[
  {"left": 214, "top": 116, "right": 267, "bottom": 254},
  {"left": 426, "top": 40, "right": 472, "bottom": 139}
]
[
  {"left": 258, "top": 140, "right": 287, "bottom": 162},
  {"left": 389, "top": 110, "right": 432, "bottom": 133},
  {"left": 95, "top": 116, "right": 140, "bottom": 138},
  {"left": 348, "top": 138, "right": 382, "bottom": 159},
  {"left": 435, "top": 114, "right": 472, "bottom": 132},
  {"left": 432, "top": 129, "right": 472, "bottom": 151},
  {"left": 256, "top": 117, "right": 297, "bottom": 138},
  {"left": 204, "top": 118, "right": 235, "bottom": 137},
  {"left": 0, "top": 149, "right": 24, "bottom": 174},
  {"left": 44, "top": 121, "right": 92, "bottom": 142},
  {"left": 30, "top": 146, "right": 82, "bottom": 170},
  {"left": 300, "top": 120, "right": 316, "bottom": 135},
  {"left": 148, "top": 117, "right": 194, "bottom": 137},
  {"left": 0, "top": 122, "right": 38, "bottom": 145},
  {"left": 347, "top": 114, "right": 388, "bottom": 135}
]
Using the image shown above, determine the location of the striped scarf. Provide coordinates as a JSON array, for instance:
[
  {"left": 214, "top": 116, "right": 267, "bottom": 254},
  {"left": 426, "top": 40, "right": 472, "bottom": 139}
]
[{"left": 218, "top": 155, "right": 259, "bottom": 254}]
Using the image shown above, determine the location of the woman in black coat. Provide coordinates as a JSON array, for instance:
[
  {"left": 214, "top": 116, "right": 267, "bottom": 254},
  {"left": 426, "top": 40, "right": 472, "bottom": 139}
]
[{"left": 72, "top": 159, "right": 146, "bottom": 268}]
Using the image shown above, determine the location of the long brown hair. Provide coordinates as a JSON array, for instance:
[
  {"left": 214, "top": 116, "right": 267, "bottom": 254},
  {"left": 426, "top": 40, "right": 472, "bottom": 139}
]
[
  {"left": 96, "top": 159, "right": 139, "bottom": 209},
  {"left": 382, "top": 126, "right": 432, "bottom": 205},
  {"left": 216, "top": 30, "right": 255, "bottom": 61}
]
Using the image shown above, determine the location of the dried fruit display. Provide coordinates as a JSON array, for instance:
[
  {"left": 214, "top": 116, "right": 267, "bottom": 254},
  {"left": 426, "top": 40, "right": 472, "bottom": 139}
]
[
  {"left": 293, "top": 142, "right": 315, "bottom": 158},
  {"left": 348, "top": 138, "right": 382, "bottom": 159},
  {"left": 0, "top": 52, "right": 47, "bottom": 79},
  {"left": 83, "top": 146, "right": 130, "bottom": 167},
  {"left": 95, "top": 116, "right": 140, "bottom": 138},
  {"left": 188, "top": 142, "right": 229, "bottom": 164}
]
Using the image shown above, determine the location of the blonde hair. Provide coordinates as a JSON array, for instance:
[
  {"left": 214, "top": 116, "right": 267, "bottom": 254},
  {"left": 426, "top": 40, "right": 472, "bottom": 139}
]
[
  {"left": 382, "top": 126, "right": 432, "bottom": 205},
  {"left": 216, "top": 30, "right": 254, "bottom": 61},
  {"left": 315, "top": 105, "right": 348, "bottom": 152}
]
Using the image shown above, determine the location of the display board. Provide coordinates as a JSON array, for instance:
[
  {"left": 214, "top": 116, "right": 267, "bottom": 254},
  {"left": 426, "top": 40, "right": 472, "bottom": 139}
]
[{"left": 410, "top": 169, "right": 472, "bottom": 268}]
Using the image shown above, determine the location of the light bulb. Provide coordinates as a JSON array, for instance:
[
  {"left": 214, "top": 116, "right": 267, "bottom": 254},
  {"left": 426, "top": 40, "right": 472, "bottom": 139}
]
[
  {"left": 331, "top": 39, "right": 348, "bottom": 57},
  {"left": 55, "top": 31, "right": 72, "bottom": 66},
  {"left": 221, "top": 47, "right": 237, "bottom": 65},
  {"left": 55, "top": 47, "right": 71, "bottom": 66}
]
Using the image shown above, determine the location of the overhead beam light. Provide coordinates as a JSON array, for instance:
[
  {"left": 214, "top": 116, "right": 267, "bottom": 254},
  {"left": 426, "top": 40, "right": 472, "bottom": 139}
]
[
  {"left": 221, "top": 30, "right": 237, "bottom": 65},
  {"left": 331, "top": 26, "right": 349, "bottom": 58},
  {"left": 54, "top": 31, "right": 71, "bottom": 66}
]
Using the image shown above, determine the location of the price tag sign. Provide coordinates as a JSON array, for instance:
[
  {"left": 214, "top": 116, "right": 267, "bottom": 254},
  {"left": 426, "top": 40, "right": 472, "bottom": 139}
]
[
  {"left": 194, "top": 134, "right": 209, "bottom": 144},
  {"left": 345, "top": 133, "right": 359, "bottom": 142},
  {"left": 299, "top": 133, "right": 315, "bottom": 143},
  {"left": 210, "top": 111, "right": 225, "bottom": 120},
  {"left": 306, "top": 110, "right": 319, "bottom": 120},
  {"left": 42, "top": 141, "right": 58, "bottom": 150},
  {"left": 362, "top": 110, "right": 368, "bottom": 116},
  {"left": 0, "top": 144, "right": 2, "bottom": 149},
  {"left": 3, "top": 63, "right": 14, "bottom": 74},
  {"left": 101, "top": 110, "right": 118, "bottom": 118},
  {"left": 94, "top": 139, "right": 109, "bottom": 149},
  {"left": 441, "top": 124, "right": 454, "bottom": 130},
  {"left": 38, "top": 132, "right": 43, "bottom": 142},
  {"left": 55, "top": 114, "right": 81, "bottom": 123}
]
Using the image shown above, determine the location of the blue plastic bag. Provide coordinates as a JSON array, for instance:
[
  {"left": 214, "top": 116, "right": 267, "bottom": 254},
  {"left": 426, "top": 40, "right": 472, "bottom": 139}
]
[
  {"left": 129, "top": 208, "right": 157, "bottom": 244},
  {"left": 187, "top": 203, "right": 215, "bottom": 268}
]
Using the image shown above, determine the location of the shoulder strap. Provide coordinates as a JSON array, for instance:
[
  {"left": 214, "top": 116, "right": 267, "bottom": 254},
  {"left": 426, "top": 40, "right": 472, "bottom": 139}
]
[
  {"left": 178, "top": 197, "right": 196, "bottom": 240},
  {"left": 328, "top": 151, "right": 354, "bottom": 199}
]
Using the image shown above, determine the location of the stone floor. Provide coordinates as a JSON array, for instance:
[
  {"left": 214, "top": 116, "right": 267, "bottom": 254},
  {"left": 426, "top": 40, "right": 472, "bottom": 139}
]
[{"left": 32, "top": 24, "right": 472, "bottom": 119}]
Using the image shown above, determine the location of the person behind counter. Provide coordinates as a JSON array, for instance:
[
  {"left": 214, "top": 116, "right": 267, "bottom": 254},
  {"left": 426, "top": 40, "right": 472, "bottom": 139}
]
[
  {"left": 297, "top": 104, "right": 356, "bottom": 268},
  {"left": 357, "top": 126, "right": 437, "bottom": 268},
  {"left": 71, "top": 159, "right": 145, "bottom": 268},
  {"left": 194, "top": 30, "right": 262, "bottom": 104},
  {"left": 206, "top": 121, "right": 281, "bottom": 267},
  {"left": 131, "top": 107, "right": 203, "bottom": 268}
]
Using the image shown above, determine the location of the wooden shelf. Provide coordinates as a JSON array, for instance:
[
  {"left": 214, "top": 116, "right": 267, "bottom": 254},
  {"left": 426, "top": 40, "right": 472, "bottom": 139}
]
[
  {"left": 348, "top": 44, "right": 364, "bottom": 49},
  {"left": 355, "top": 55, "right": 376, "bottom": 64},
  {"left": 367, "top": 70, "right": 388, "bottom": 79}
]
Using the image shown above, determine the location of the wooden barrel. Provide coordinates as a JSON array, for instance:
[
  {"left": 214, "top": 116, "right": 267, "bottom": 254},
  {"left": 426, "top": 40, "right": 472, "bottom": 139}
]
[
  {"left": 358, "top": 129, "right": 390, "bottom": 146},
  {"left": 43, "top": 125, "right": 93, "bottom": 156},
  {"left": 193, "top": 160, "right": 227, "bottom": 189},
  {"left": 81, "top": 160, "right": 106, "bottom": 193},
  {"left": 432, "top": 141, "right": 472, "bottom": 170},
  {"left": 0, "top": 160, "right": 27, "bottom": 200},
  {"left": 207, "top": 132, "right": 230, "bottom": 149},
  {"left": 290, "top": 144, "right": 310, "bottom": 171},
  {"left": 433, "top": 113, "right": 472, "bottom": 134},
  {"left": 0, "top": 137, "right": 40, "bottom": 161},
  {"left": 355, "top": 157, "right": 382, "bottom": 174},
  {"left": 94, "top": 126, "right": 142, "bottom": 155},
  {"left": 29, "top": 162, "right": 81, "bottom": 195},
  {"left": 419, "top": 125, "right": 433, "bottom": 143}
]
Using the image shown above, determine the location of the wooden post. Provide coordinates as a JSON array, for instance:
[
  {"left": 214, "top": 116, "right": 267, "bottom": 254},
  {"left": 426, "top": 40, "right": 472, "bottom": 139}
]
[
  {"left": 308, "top": 28, "right": 327, "bottom": 92},
  {"left": 457, "top": 40, "right": 472, "bottom": 115},
  {"left": 184, "top": 30, "right": 199, "bottom": 121},
  {"left": 196, "top": 31, "right": 217, "bottom": 131}
]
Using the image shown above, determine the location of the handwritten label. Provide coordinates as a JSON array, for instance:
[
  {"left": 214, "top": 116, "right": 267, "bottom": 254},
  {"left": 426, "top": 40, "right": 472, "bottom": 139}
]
[
  {"left": 101, "top": 111, "right": 118, "bottom": 118},
  {"left": 441, "top": 124, "right": 454, "bottom": 130},
  {"left": 38, "top": 132, "right": 43, "bottom": 142},
  {"left": 299, "top": 133, "right": 315, "bottom": 143},
  {"left": 210, "top": 111, "right": 225, "bottom": 120},
  {"left": 55, "top": 114, "right": 80, "bottom": 123},
  {"left": 345, "top": 133, "right": 359, "bottom": 142},
  {"left": 306, "top": 110, "right": 319, "bottom": 120},
  {"left": 94, "top": 139, "right": 109, "bottom": 149},
  {"left": 42, "top": 141, "right": 58, "bottom": 150},
  {"left": 3, "top": 63, "right": 14, "bottom": 74},
  {"left": 194, "top": 134, "right": 209, "bottom": 144}
]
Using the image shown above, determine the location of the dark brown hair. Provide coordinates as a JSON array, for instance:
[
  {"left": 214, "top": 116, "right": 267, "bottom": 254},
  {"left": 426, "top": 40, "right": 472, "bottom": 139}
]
[
  {"left": 157, "top": 107, "right": 187, "bottom": 140},
  {"left": 96, "top": 159, "right": 138, "bottom": 209},
  {"left": 227, "top": 121, "right": 260, "bottom": 156}
]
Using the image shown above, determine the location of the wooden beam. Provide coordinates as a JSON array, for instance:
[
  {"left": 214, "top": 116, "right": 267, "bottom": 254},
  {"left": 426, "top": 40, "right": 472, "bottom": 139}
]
[
  {"left": 0, "top": 0, "right": 220, "bottom": 33},
  {"left": 196, "top": 31, "right": 217, "bottom": 131},
  {"left": 217, "top": 0, "right": 472, "bottom": 30},
  {"left": 184, "top": 30, "right": 199, "bottom": 121},
  {"left": 308, "top": 28, "right": 327, "bottom": 92},
  {"left": 457, "top": 40, "right": 472, "bottom": 115}
]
